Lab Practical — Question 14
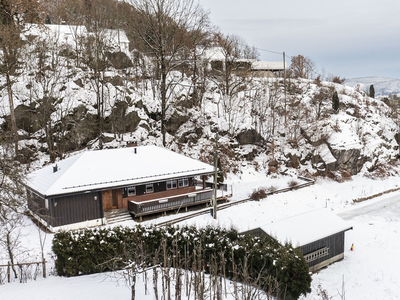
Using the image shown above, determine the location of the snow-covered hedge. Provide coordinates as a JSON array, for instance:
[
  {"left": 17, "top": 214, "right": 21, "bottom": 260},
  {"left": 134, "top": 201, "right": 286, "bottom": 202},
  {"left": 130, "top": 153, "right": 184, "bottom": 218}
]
[{"left": 52, "top": 225, "right": 311, "bottom": 299}]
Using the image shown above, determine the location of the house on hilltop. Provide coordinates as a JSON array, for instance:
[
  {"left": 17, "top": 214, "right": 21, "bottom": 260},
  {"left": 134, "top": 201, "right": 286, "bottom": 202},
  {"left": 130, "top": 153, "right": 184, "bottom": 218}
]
[
  {"left": 26, "top": 145, "right": 221, "bottom": 232},
  {"left": 23, "top": 23, "right": 130, "bottom": 54},
  {"left": 251, "top": 61, "right": 287, "bottom": 77},
  {"left": 201, "top": 47, "right": 286, "bottom": 77},
  {"left": 242, "top": 209, "right": 353, "bottom": 272}
]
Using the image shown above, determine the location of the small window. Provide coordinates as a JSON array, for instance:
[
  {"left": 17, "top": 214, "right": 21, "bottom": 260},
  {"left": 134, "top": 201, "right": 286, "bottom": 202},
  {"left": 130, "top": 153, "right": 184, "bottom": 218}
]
[
  {"left": 128, "top": 186, "right": 136, "bottom": 196},
  {"left": 167, "top": 180, "right": 177, "bottom": 190},
  {"left": 146, "top": 184, "right": 154, "bottom": 193},
  {"left": 178, "top": 178, "right": 189, "bottom": 187},
  {"left": 44, "top": 199, "right": 49, "bottom": 209}
]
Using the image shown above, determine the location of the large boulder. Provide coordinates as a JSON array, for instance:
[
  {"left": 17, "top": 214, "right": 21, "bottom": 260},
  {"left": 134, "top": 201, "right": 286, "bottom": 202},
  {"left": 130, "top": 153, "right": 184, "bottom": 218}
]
[{"left": 236, "top": 129, "right": 264, "bottom": 145}]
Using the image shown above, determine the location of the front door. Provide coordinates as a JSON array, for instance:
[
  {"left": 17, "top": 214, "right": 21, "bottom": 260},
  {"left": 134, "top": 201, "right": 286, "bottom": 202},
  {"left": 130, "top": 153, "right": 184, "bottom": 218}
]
[
  {"left": 112, "top": 189, "right": 118, "bottom": 208},
  {"left": 103, "top": 189, "right": 123, "bottom": 211},
  {"left": 102, "top": 190, "right": 115, "bottom": 211}
]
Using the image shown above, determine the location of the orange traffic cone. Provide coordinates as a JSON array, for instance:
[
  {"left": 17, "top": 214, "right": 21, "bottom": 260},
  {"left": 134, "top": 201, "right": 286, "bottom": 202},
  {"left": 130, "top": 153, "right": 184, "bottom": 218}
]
[{"left": 350, "top": 243, "right": 354, "bottom": 251}]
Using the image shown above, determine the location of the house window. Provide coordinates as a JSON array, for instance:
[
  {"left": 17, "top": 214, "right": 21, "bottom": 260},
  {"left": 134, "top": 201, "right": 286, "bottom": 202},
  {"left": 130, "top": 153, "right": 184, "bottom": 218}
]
[
  {"left": 44, "top": 199, "right": 49, "bottom": 209},
  {"left": 167, "top": 180, "right": 177, "bottom": 190},
  {"left": 146, "top": 184, "right": 154, "bottom": 193},
  {"left": 178, "top": 178, "right": 189, "bottom": 187},
  {"left": 128, "top": 186, "right": 136, "bottom": 196}
]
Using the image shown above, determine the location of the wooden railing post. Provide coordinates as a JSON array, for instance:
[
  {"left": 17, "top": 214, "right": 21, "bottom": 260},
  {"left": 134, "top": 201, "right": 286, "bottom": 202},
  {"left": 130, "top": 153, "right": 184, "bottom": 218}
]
[
  {"left": 42, "top": 258, "right": 47, "bottom": 278},
  {"left": 7, "top": 261, "right": 11, "bottom": 283}
]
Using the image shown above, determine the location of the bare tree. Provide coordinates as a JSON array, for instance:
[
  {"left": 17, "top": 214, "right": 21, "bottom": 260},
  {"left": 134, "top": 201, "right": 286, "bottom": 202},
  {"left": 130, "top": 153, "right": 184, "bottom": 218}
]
[
  {"left": 0, "top": 141, "right": 26, "bottom": 278},
  {"left": 0, "top": 0, "right": 42, "bottom": 156},
  {"left": 289, "top": 54, "right": 315, "bottom": 79},
  {"left": 312, "top": 86, "right": 333, "bottom": 120},
  {"left": 126, "top": 0, "right": 210, "bottom": 146},
  {"left": 206, "top": 33, "right": 256, "bottom": 134}
]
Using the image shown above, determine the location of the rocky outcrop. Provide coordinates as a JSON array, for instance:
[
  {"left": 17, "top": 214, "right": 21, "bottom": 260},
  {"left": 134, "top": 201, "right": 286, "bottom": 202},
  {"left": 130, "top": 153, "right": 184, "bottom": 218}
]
[
  {"left": 330, "top": 148, "right": 368, "bottom": 175},
  {"left": 236, "top": 129, "right": 264, "bottom": 145},
  {"left": 311, "top": 144, "right": 368, "bottom": 175}
]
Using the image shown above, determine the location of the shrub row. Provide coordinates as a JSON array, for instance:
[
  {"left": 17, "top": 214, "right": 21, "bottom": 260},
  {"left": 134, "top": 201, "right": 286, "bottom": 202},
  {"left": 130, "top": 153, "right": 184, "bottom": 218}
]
[{"left": 52, "top": 225, "right": 311, "bottom": 299}]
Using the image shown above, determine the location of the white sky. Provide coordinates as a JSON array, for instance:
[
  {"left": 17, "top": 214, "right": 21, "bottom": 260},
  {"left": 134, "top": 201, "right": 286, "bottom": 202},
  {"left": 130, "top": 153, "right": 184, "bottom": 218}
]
[{"left": 199, "top": 0, "right": 400, "bottom": 79}]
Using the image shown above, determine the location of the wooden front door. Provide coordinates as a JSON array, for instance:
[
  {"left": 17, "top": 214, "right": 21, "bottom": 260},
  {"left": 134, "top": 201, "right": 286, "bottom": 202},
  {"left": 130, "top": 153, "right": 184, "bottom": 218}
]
[
  {"left": 103, "top": 190, "right": 114, "bottom": 211},
  {"left": 103, "top": 189, "right": 123, "bottom": 211}
]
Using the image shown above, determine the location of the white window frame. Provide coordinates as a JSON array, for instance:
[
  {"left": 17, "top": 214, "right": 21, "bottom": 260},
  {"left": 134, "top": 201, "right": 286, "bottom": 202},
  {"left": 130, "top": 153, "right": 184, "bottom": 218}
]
[
  {"left": 146, "top": 184, "right": 154, "bottom": 193},
  {"left": 178, "top": 177, "right": 189, "bottom": 188},
  {"left": 167, "top": 180, "right": 177, "bottom": 190},
  {"left": 127, "top": 186, "right": 136, "bottom": 196}
]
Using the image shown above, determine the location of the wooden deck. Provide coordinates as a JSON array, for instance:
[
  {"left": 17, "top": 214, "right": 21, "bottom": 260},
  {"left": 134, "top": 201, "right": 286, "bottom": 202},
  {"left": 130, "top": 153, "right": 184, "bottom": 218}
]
[{"left": 128, "top": 189, "right": 214, "bottom": 217}]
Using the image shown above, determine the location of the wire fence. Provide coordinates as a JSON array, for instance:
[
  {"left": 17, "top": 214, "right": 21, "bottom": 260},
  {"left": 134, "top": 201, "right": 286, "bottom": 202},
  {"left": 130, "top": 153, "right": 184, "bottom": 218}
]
[{"left": 0, "top": 259, "right": 47, "bottom": 284}]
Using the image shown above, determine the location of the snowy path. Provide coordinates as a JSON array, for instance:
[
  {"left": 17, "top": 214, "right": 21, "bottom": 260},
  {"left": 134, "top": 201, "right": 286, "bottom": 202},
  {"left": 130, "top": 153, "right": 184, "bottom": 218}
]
[{"left": 339, "top": 192, "right": 400, "bottom": 220}]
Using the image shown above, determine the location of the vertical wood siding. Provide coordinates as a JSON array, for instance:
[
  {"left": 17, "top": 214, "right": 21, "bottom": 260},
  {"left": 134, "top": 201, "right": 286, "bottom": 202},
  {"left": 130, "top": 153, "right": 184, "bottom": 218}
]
[
  {"left": 48, "top": 192, "right": 102, "bottom": 227},
  {"left": 301, "top": 232, "right": 345, "bottom": 268}
]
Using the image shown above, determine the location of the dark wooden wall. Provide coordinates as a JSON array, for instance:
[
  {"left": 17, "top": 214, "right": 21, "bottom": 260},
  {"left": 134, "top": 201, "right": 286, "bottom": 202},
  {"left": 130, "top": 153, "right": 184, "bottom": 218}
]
[
  {"left": 47, "top": 191, "right": 103, "bottom": 227},
  {"left": 241, "top": 228, "right": 346, "bottom": 269},
  {"left": 301, "top": 232, "right": 345, "bottom": 268}
]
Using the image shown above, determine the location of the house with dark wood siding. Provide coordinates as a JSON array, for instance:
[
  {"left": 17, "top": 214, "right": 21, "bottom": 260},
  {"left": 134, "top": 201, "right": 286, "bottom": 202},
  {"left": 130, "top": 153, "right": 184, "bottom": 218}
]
[
  {"left": 241, "top": 209, "right": 353, "bottom": 272},
  {"left": 26, "top": 145, "right": 217, "bottom": 232}
]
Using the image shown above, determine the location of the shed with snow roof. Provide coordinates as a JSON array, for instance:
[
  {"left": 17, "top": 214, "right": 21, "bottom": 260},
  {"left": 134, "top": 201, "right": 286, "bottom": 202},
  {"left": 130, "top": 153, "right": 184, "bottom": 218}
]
[
  {"left": 26, "top": 145, "right": 220, "bottom": 232},
  {"left": 251, "top": 61, "right": 287, "bottom": 77},
  {"left": 242, "top": 209, "right": 353, "bottom": 272}
]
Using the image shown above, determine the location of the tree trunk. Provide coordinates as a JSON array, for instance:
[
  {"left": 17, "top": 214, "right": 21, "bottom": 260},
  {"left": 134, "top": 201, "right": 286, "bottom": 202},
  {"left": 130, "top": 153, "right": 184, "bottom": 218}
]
[
  {"left": 131, "top": 273, "right": 136, "bottom": 300},
  {"left": 6, "top": 232, "right": 18, "bottom": 279},
  {"left": 160, "top": 61, "right": 167, "bottom": 147},
  {"left": 6, "top": 74, "right": 18, "bottom": 155}
]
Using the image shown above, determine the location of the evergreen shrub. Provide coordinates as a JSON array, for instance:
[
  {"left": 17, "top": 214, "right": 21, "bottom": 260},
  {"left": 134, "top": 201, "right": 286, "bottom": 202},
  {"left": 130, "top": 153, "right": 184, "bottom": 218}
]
[{"left": 52, "top": 225, "right": 311, "bottom": 299}]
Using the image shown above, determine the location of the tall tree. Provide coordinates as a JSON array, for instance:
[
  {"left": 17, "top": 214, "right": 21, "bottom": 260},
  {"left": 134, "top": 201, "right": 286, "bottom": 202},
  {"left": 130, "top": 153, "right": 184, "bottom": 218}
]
[
  {"left": 369, "top": 84, "right": 375, "bottom": 98},
  {"left": 289, "top": 54, "right": 315, "bottom": 79},
  {"left": 332, "top": 90, "right": 340, "bottom": 112},
  {"left": 207, "top": 33, "right": 256, "bottom": 134},
  {"left": 0, "top": 141, "right": 26, "bottom": 278},
  {"left": 0, "top": 0, "right": 41, "bottom": 156},
  {"left": 126, "top": 0, "right": 209, "bottom": 146}
]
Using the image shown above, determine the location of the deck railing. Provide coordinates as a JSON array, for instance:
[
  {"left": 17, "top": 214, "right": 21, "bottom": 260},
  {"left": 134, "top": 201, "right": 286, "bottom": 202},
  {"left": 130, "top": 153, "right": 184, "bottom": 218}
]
[{"left": 128, "top": 189, "right": 214, "bottom": 217}]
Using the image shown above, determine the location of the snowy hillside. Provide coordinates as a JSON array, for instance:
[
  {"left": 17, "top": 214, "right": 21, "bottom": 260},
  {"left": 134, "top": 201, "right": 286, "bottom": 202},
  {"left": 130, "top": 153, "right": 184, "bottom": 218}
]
[
  {"left": 344, "top": 76, "right": 400, "bottom": 96},
  {"left": 0, "top": 24, "right": 399, "bottom": 180}
]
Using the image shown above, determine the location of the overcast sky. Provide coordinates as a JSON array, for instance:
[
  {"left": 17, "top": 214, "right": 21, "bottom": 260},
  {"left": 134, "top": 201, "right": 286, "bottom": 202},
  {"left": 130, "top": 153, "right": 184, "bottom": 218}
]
[{"left": 199, "top": 0, "right": 400, "bottom": 79}]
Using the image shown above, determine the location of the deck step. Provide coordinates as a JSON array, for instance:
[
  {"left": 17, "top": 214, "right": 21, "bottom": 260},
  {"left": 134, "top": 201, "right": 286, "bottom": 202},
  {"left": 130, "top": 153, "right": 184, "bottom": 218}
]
[{"left": 104, "top": 209, "right": 133, "bottom": 224}]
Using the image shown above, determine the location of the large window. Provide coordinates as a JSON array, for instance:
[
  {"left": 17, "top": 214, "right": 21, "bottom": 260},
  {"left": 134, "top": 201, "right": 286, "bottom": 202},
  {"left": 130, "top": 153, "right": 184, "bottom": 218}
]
[
  {"left": 128, "top": 186, "right": 136, "bottom": 196},
  {"left": 146, "top": 184, "right": 154, "bottom": 193},
  {"left": 167, "top": 180, "right": 177, "bottom": 190},
  {"left": 178, "top": 178, "right": 189, "bottom": 188}
]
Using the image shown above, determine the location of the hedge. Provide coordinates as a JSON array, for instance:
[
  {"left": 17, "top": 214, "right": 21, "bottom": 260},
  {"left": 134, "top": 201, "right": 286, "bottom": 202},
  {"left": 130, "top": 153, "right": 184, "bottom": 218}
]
[{"left": 52, "top": 225, "right": 311, "bottom": 299}]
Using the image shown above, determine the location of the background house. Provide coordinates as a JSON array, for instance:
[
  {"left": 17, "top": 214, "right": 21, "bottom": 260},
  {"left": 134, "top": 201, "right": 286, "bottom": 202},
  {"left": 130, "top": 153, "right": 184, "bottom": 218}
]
[
  {"left": 251, "top": 61, "right": 287, "bottom": 77},
  {"left": 23, "top": 23, "right": 129, "bottom": 54},
  {"left": 26, "top": 145, "right": 216, "bottom": 232},
  {"left": 242, "top": 209, "right": 353, "bottom": 272}
]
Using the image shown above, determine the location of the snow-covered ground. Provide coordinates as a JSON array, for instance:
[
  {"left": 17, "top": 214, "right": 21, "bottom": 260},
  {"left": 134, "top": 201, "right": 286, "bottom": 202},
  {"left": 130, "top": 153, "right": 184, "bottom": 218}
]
[{"left": 1, "top": 169, "right": 400, "bottom": 299}]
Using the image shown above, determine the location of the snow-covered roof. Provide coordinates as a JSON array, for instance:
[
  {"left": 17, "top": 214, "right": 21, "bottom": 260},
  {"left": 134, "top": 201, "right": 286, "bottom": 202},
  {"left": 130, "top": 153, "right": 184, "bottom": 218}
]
[
  {"left": 257, "top": 209, "right": 352, "bottom": 246},
  {"left": 24, "top": 24, "right": 87, "bottom": 45},
  {"left": 202, "top": 47, "right": 226, "bottom": 61},
  {"left": 103, "top": 29, "right": 129, "bottom": 44},
  {"left": 251, "top": 61, "right": 287, "bottom": 71},
  {"left": 26, "top": 146, "right": 214, "bottom": 197}
]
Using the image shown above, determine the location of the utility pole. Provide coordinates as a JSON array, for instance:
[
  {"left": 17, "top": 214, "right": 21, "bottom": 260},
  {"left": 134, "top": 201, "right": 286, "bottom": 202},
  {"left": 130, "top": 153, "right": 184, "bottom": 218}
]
[
  {"left": 283, "top": 51, "right": 287, "bottom": 125},
  {"left": 213, "top": 133, "right": 218, "bottom": 219}
]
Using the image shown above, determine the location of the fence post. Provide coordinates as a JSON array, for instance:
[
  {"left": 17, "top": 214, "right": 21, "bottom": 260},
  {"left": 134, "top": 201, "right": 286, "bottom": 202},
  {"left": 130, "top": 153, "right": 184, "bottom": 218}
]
[
  {"left": 42, "top": 258, "right": 47, "bottom": 278},
  {"left": 7, "top": 261, "right": 11, "bottom": 283}
]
